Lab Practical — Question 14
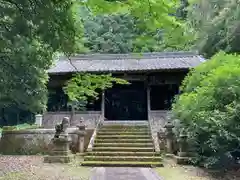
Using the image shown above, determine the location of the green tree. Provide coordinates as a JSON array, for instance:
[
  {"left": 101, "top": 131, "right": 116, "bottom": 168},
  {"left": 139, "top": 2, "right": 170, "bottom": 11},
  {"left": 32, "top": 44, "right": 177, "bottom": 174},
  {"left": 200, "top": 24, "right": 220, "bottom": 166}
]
[
  {"left": 82, "top": 0, "right": 193, "bottom": 53},
  {"left": 187, "top": 0, "right": 240, "bottom": 57},
  {"left": 64, "top": 73, "right": 129, "bottom": 110},
  {"left": 1, "top": 0, "right": 80, "bottom": 113},
  {"left": 83, "top": 13, "right": 163, "bottom": 53},
  {"left": 172, "top": 52, "right": 240, "bottom": 168}
]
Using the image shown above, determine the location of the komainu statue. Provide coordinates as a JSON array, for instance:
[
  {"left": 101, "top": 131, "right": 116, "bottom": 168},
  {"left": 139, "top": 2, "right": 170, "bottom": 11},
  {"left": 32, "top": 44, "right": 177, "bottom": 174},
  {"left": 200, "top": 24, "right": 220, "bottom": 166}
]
[{"left": 54, "top": 117, "right": 70, "bottom": 138}]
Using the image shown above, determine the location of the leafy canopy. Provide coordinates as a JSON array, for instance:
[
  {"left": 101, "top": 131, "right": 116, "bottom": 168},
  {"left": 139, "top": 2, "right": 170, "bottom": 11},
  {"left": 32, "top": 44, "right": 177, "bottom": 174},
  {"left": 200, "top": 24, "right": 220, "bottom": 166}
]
[
  {"left": 64, "top": 73, "right": 129, "bottom": 109},
  {"left": 82, "top": 12, "right": 164, "bottom": 53},
  {"left": 187, "top": 0, "right": 240, "bottom": 57},
  {"left": 1, "top": 0, "right": 80, "bottom": 113},
  {"left": 82, "top": 0, "right": 194, "bottom": 51},
  {"left": 172, "top": 52, "right": 240, "bottom": 168}
]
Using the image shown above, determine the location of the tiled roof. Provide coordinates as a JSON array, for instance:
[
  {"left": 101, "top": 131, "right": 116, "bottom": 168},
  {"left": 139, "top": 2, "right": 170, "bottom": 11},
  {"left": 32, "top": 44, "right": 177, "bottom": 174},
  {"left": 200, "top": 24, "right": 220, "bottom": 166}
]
[{"left": 48, "top": 52, "right": 205, "bottom": 74}]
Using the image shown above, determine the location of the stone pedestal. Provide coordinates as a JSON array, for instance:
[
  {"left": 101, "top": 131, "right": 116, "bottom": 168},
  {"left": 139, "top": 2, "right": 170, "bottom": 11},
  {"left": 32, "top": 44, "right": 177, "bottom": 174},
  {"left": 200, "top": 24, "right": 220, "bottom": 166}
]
[
  {"left": 44, "top": 117, "right": 72, "bottom": 164},
  {"left": 76, "top": 119, "right": 86, "bottom": 153},
  {"left": 44, "top": 135, "right": 73, "bottom": 163},
  {"left": 157, "top": 130, "right": 166, "bottom": 152},
  {"left": 35, "top": 114, "right": 42, "bottom": 126},
  {"left": 164, "top": 121, "right": 175, "bottom": 154},
  {"left": 175, "top": 131, "right": 191, "bottom": 164}
]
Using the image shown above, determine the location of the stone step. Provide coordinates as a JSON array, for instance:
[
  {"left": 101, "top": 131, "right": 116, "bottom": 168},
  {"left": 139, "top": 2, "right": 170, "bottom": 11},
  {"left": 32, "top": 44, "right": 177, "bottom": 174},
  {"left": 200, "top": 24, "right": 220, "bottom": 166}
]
[
  {"left": 84, "top": 156, "right": 162, "bottom": 162},
  {"left": 103, "top": 121, "right": 148, "bottom": 125},
  {"left": 92, "top": 147, "right": 154, "bottom": 152},
  {"left": 100, "top": 125, "right": 149, "bottom": 128},
  {"left": 97, "top": 131, "right": 151, "bottom": 136},
  {"left": 94, "top": 138, "right": 153, "bottom": 144},
  {"left": 97, "top": 135, "right": 151, "bottom": 139},
  {"left": 94, "top": 142, "right": 153, "bottom": 148},
  {"left": 81, "top": 161, "right": 163, "bottom": 167},
  {"left": 99, "top": 128, "right": 149, "bottom": 132},
  {"left": 85, "top": 151, "right": 160, "bottom": 157},
  {"left": 101, "top": 125, "right": 149, "bottom": 129}
]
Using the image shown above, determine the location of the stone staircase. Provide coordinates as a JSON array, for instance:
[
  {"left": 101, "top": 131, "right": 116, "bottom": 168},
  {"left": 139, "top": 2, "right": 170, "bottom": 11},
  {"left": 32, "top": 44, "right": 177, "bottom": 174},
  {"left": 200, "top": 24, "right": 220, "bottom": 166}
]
[{"left": 81, "top": 122, "right": 163, "bottom": 167}]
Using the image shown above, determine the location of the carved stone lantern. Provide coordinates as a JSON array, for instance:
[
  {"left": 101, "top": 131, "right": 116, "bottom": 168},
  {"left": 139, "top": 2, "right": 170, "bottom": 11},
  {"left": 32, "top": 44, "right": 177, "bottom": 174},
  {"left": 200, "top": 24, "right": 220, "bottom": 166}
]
[
  {"left": 178, "top": 130, "right": 189, "bottom": 157},
  {"left": 175, "top": 129, "right": 192, "bottom": 164},
  {"left": 157, "top": 129, "right": 166, "bottom": 152},
  {"left": 76, "top": 118, "right": 86, "bottom": 153},
  {"left": 164, "top": 121, "right": 175, "bottom": 154}
]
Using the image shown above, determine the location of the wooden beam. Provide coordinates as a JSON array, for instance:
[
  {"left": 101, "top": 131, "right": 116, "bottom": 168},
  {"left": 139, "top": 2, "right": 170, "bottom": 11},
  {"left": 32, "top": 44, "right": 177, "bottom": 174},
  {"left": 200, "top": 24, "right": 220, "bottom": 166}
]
[{"left": 147, "top": 85, "right": 151, "bottom": 120}]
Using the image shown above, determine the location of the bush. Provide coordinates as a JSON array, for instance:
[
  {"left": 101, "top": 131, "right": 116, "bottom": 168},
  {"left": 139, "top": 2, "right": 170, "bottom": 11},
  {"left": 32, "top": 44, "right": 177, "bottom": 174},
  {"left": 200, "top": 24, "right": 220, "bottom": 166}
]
[{"left": 172, "top": 51, "right": 240, "bottom": 169}]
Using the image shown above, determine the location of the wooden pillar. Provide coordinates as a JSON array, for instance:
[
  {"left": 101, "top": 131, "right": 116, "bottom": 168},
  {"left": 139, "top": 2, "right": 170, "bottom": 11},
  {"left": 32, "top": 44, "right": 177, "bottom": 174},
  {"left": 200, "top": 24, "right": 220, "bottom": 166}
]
[
  {"left": 147, "top": 85, "right": 151, "bottom": 120},
  {"left": 101, "top": 91, "right": 105, "bottom": 118}
]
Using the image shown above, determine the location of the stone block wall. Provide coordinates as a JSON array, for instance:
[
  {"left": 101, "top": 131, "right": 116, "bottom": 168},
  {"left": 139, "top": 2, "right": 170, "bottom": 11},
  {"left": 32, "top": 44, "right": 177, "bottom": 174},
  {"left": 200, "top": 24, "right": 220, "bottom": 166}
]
[
  {"left": 148, "top": 110, "right": 170, "bottom": 152},
  {"left": 43, "top": 111, "right": 101, "bottom": 129},
  {"left": 0, "top": 128, "right": 93, "bottom": 155}
]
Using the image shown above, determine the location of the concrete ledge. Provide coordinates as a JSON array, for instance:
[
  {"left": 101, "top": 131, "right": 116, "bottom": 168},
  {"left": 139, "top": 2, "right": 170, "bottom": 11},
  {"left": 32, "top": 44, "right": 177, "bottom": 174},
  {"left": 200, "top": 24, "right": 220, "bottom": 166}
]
[{"left": 1, "top": 127, "right": 78, "bottom": 134}]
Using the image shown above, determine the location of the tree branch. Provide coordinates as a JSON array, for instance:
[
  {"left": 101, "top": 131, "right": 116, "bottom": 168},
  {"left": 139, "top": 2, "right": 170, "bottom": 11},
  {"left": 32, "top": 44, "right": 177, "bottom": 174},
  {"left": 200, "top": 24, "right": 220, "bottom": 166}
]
[
  {"left": 67, "top": 55, "right": 79, "bottom": 72},
  {"left": 4, "top": 0, "right": 23, "bottom": 13}
]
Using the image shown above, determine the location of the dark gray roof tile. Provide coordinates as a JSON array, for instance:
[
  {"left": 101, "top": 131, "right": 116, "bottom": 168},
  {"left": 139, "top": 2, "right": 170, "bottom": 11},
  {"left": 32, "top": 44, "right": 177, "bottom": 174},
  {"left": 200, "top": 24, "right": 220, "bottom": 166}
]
[{"left": 48, "top": 52, "right": 205, "bottom": 74}]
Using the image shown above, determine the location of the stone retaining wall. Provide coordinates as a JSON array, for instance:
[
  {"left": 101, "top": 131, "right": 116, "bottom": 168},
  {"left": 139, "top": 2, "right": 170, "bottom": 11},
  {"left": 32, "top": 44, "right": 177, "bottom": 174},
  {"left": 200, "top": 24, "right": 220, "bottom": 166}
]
[
  {"left": 43, "top": 111, "right": 101, "bottom": 129},
  {"left": 0, "top": 128, "right": 93, "bottom": 155}
]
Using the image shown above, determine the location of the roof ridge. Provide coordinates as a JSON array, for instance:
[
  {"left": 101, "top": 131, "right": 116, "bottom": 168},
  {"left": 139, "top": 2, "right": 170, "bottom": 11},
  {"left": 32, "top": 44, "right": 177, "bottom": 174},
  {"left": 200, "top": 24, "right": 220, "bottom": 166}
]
[{"left": 59, "top": 51, "right": 199, "bottom": 61}]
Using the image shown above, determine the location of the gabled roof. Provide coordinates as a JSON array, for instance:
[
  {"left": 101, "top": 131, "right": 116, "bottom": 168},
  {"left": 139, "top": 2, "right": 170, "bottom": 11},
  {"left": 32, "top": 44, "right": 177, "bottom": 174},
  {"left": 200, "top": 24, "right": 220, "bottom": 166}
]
[{"left": 48, "top": 52, "right": 205, "bottom": 74}]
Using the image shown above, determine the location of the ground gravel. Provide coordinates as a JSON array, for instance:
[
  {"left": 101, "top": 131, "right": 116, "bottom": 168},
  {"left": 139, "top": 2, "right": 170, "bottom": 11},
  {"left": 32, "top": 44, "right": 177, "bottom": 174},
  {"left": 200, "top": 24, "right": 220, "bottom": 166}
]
[{"left": 0, "top": 155, "right": 91, "bottom": 180}]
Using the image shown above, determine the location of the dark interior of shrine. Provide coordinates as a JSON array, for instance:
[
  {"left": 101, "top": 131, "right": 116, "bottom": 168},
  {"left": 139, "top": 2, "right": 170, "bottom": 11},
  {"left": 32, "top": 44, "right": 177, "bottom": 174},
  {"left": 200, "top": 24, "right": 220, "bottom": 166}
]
[
  {"left": 104, "top": 81, "right": 148, "bottom": 120},
  {"left": 47, "top": 82, "right": 179, "bottom": 120},
  {"left": 46, "top": 87, "right": 102, "bottom": 112},
  {"left": 150, "top": 84, "right": 179, "bottom": 110},
  {"left": 46, "top": 73, "right": 180, "bottom": 120}
]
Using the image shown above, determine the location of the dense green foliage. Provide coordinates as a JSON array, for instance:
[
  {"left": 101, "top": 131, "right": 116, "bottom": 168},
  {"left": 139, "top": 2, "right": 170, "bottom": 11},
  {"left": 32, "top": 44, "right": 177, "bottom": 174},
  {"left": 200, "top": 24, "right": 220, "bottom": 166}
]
[
  {"left": 187, "top": 0, "right": 240, "bottom": 57},
  {"left": 64, "top": 73, "right": 129, "bottom": 110},
  {"left": 172, "top": 52, "right": 240, "bottom": 168},
  {"left": 171, "top": 0, "right": 240, "bottom": 168},
  {"left": 85, "top": 0, "right": 179, "bottom": 30},
  {"left": 0, "top": 0, "right": 83, "bottom": 126},
  {"left": 81, "top": 0, "right": 193, "bottom": 53},
  {"left": 83, "top": 13, "right": 162, "bottom": 53},
  {"left": 0, "top": 0, "right": 80, "bottom": 114}
]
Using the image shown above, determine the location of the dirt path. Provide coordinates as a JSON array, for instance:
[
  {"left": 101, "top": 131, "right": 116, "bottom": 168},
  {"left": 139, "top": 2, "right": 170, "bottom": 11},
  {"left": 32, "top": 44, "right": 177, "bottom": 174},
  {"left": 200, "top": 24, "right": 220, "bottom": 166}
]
[
  {"left": 0, "top": 155, "right": 92, "bottom": 180},
  {"left": 0, "top": 156, "right": 239, "bottom": 180}
]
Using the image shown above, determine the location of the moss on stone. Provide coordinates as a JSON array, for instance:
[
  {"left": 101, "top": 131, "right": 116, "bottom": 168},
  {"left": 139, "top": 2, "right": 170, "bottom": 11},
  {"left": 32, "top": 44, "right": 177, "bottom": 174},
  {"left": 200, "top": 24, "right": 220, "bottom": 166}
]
[{"left": 81, "top": 161, "right": 163, "bottom": 167}]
